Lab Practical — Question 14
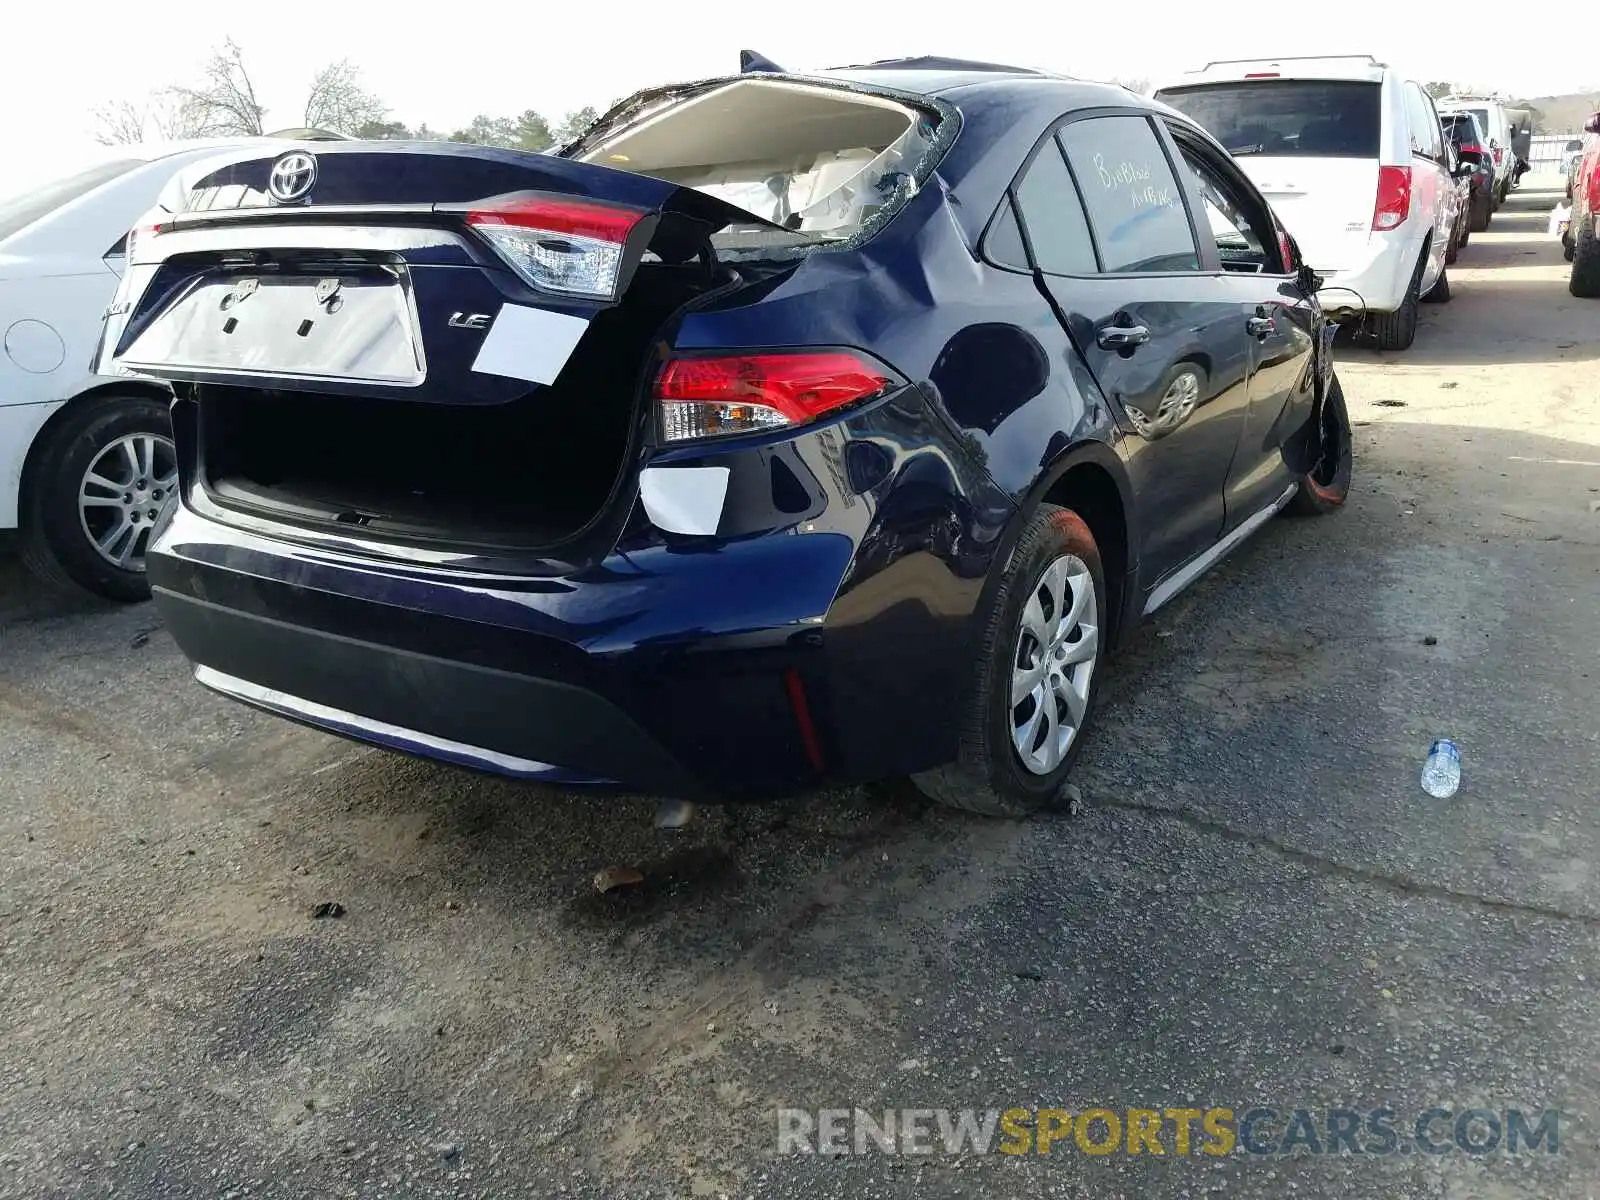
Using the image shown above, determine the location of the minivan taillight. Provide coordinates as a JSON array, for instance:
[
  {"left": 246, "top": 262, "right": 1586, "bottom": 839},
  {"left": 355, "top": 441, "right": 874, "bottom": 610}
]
[
  {"left": 1372, "top": 166, "right": 1412, "bottom": 232},
  {"left": 466, "top": 198, "right": 646, "bottom": 301},
  {"left": 655, "top": 351, "right": 894, "bottom": 442}
]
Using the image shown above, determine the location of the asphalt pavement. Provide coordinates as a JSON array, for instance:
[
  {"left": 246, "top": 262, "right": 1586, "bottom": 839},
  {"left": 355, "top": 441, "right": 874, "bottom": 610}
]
[{"left": 2, "top": 178, "right": 1597, "bottom": 1200}]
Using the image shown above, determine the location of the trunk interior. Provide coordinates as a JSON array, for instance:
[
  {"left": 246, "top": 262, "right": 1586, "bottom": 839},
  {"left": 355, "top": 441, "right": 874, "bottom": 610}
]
[{"left": 196, "top": 261, "right": 720, "bottom": 550}]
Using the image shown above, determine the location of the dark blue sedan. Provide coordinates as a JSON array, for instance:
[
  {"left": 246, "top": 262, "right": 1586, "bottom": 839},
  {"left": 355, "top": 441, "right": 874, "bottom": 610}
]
[{"left": 95, "top": 56, "right": 1352, "bottom": 816}]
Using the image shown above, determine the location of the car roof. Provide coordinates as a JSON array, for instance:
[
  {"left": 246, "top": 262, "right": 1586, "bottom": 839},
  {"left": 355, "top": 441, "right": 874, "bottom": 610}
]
[
  {"left": 814, "top": 58, "right": 1155, "bottom": 111},
  {"left": 1157, "top": 54, "right": 1391, "bottom": 86}
]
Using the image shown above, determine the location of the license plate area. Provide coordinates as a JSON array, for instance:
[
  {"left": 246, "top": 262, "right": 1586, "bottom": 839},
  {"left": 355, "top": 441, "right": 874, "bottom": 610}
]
[{"left": 121, "top": 264, "right": 425, "bottom": 385}]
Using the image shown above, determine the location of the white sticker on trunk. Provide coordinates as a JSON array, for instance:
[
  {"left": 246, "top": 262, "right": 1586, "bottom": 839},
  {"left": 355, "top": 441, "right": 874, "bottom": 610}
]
[
  {"left": 639, "top": 466, "right": 730, "bottom": 537},
  {"left": 470, "top": 303, "right": 589, "bottom": 385}
]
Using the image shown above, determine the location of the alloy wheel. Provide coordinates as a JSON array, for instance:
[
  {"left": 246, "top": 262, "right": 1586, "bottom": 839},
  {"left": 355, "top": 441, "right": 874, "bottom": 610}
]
[
  {"left": 77, "top": 433, "right": 179, "bottom": 571},
  {"left": 1010, "top": 553, "right": 1099, "bottom": 775}
]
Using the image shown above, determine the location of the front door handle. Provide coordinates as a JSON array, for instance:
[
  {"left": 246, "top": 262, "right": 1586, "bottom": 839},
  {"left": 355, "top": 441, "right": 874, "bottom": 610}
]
[
  {"left": 1097, "top": 324, "right": 1151, "bottom": 351},
  {"left": 1246, "top": 315, "right": 1274, "bottom": 340}
]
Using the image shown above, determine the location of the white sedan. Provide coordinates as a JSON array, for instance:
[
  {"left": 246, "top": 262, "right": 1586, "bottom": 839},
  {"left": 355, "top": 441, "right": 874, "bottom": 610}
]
[{"left": 0, "top": 139, "right": 289, "bottom": 600}]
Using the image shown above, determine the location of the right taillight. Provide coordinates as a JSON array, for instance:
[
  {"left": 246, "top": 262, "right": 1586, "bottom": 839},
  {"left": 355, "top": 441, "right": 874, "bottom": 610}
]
[
  {"left": 466, "top": 197, "right": 647, "bottom": 301},
  {"left": 1372, "top": 165, "right": 1412, "bottom": 232},
  {"left": 654, "top": 351, "right": 895, "bottom": 443}
]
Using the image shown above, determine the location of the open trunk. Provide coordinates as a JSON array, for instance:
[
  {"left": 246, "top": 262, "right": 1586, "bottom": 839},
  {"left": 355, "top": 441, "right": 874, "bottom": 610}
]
[
  {"left": 103, "top": 76, "right": 937, "bottom": 553},
  {"left": 194, "top": 259, "right": 723, "bottom": 549}
]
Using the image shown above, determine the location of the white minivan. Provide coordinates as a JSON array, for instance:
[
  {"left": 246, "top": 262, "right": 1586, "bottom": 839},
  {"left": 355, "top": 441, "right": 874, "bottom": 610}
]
[{"left": 1153, "top": 55, "right": 1465, "bottom": 351}]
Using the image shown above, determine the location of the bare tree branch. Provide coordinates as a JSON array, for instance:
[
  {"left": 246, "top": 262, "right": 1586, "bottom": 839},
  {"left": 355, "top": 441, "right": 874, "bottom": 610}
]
[
  {"left": 302, "top": 59, "right": 390, "bottom": 135},
  {"left": 92, "top": 89, "right": 213, "bottom": 145},
  {"left": 170, "top": 38, "right": 266, "bottom": 136}
]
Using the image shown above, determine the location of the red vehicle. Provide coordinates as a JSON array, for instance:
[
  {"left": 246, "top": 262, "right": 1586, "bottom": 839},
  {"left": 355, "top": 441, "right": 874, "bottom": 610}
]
[{"left": 1564, "top": 112, "right": 1600, "bottom": 297}]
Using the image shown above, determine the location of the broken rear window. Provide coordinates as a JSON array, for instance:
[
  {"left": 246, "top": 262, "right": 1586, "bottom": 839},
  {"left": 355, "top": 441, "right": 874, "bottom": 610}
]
[{"left": 571, "top": 78, "right": 942, "bottom": 258}]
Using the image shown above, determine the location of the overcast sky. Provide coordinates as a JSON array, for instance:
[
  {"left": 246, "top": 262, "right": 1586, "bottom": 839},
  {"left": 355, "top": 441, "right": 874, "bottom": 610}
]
[{"left": 6, "top": 0, "right": 1596, "bottom": 193}]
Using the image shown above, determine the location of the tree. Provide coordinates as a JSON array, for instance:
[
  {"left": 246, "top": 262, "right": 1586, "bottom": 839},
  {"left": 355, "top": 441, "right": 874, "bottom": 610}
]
[
  {"left": 96, "top": 39, "right": 395, "bottom": 144},
  {"left": 448, "top": 109, "right": 552, "bottom": 152},
  {"left": 301, "top": 59, "right": 390, "bottom": 135},
  {"left": 1425, "top": 81, "right": 1456, "bottom": 100},
  {"left": 553, "top": 106, "right": 600, "bottom": 143},
  {"left": 353, "top": 118, "right": 414, "bottom": 140},
  {"left": 93, "top": 90, "right": 210, "bottom": 145},
  {"left": 170, "top": 38, "right": 266, "bottom": 136}
]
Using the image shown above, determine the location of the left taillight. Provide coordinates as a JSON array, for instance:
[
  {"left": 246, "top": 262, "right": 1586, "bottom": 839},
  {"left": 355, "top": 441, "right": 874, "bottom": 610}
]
[
  {"left": 125, "top": 217, "right": 169, "bottom": 264},
  {"left": 466, "top": 197, "right": 647, "bottom": 301},
  {"left": 654, "top": 351, "right": 897, "bottom": 443},
  {"left": 1371, "top": 165, "right": 1412, "bottom": 232}
]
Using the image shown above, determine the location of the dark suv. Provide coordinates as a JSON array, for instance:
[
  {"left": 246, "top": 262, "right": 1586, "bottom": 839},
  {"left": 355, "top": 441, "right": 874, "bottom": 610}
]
[
  {"left": 1442, "top": 112, "right": 1495, "bottom": 233},
  {"left": 95, "top": 59, "right": 1350, "bottom": 816}
]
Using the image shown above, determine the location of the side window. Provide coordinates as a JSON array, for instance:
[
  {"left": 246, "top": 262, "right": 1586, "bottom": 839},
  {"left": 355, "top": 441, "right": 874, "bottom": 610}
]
[
  {"left": 1012, "top": 140, "right": 1098, "bottom": 275},
  {"left": 1423, "top": 95, "right": 1444, "bottom": 158},
  {"left": 1174, "top": 144, "right": 1283, "bottom": 273},
  {"left": 1058, "top": 115, "right": 1200, "bottom": 273},
  {"left": 1405, "top": 84, "right": 1442, "bottom": 159},
  {"left": 984, "top": 196, "right": 1030, "bottom": 270}
]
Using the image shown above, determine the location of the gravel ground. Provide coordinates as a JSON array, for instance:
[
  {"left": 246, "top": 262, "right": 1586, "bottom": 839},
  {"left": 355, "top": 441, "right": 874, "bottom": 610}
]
[{"left": 2, "top": 177, "right": 1597, "bottom": 1200}]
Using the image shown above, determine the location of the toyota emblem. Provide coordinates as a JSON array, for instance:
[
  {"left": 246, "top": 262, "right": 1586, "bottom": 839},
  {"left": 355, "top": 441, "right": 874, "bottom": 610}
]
[{"left": 267, "top": 151, "right": 317, "bottom": 203}]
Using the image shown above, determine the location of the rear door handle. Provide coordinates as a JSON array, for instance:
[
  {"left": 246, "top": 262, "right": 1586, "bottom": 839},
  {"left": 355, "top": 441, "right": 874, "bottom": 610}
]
[
  {"left": 1097, "top": 324, "right": 1151, "bottom": 351},
  {"left": 1246, "top": 315, "right": 1274, "bottom": 340}
]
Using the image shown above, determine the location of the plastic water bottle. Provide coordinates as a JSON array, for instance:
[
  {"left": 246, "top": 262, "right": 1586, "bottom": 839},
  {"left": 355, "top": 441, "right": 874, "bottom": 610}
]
[{"left": 1421, "top": 739, "right": 1461, "bottom": 798}]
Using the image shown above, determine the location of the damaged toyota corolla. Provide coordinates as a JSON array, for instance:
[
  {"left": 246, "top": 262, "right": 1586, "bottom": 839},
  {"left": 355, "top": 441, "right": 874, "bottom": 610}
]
[{"left": 95, "top": 55, "right": 1352, "bottom": 816}]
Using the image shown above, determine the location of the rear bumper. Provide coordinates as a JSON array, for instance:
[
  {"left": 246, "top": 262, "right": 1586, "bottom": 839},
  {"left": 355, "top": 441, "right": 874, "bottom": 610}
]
[
  {"left": 164, "top": 596, "right": 706, "bottom": 793},
  {"left": 1314, "top": 232, "right": 1423, "bottom": 316},
  {"left": 147, "top": 378, "right": 1015, "bottom": 798},
  {"left": 148, "top": 503, "right": 859, "bottom": 799}
]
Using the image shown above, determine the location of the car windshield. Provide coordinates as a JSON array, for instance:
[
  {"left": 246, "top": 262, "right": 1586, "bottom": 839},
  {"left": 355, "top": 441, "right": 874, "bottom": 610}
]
[
  {"left": 1154, "top": 80, "right": 1381, "bottom": 158},
  {"left": 0, "top": 158, "right": 143, "bottom": 244}
]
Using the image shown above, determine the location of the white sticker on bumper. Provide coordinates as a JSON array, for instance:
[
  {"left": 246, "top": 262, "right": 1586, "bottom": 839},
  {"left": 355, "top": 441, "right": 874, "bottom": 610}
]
[
  {"left": 470, "top": 303, "right": 589, "bottom": 385},
  {"left": 639, "top": 466, "right": 730, "bottom": 536}
]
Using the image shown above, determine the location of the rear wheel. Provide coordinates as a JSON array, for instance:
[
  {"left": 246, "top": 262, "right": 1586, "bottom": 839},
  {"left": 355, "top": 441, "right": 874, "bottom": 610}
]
[
  {"left": 1422, "top": 265, "right": 1451, "bottom": 303},
  {"left": 1570, "top": 223, "right": 1600, "bottom": 298},
  {"left": 1286, "top": 373, "right": 1353, "bottom": 516},
  {"left": 1470, "top": 190, "right": 1491, "bottom": 232},
  {"left": 912, "top": 504, "right": 1106, "bottom": 817},
  {"left": 1369, "top": 253, "right": 1424, "bottom": 350},
  {"left": 1445, "top": 224, "right": 1459, "bottom": 264},
  {"left": 17, "top": 395, "right": 177, "bottom": 602}
]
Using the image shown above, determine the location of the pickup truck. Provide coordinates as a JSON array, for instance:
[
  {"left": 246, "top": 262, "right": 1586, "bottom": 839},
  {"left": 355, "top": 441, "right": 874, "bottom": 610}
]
[{"left": 1563, "top": 113, "right": 1600, "bottom": 297}]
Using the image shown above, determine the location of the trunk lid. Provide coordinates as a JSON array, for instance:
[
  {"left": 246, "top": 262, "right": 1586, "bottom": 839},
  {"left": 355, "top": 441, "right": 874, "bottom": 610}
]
[{"left": 99, "top": 142, "right": 779, "bottom": 405}]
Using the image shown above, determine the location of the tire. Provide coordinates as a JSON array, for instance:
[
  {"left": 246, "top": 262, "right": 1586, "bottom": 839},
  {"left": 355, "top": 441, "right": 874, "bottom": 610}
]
[
  {"left": 1369, "top": 253, "right": 1424, "bottom": 350},
  {"left": 1472, "top": 191, "right": 1491, "bottom": 232},
  {"left": 1570, "top": 222, "right": 1600, "bottom": 298},
  {"left": 1286, "top": 373, "right": 1353, "bottom": 516},
  {"left": 1422, "top": 265, "right": 1450, "bottom": 303},
  {"left": 912, "top": 504, "right": 1107, "bottom": 817},
  {"left": 1445, "top": 223, "right": 1459, "bottom": 264},
  {"left": 17, "top": 394, "right": 176, "bottom": 603}
]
